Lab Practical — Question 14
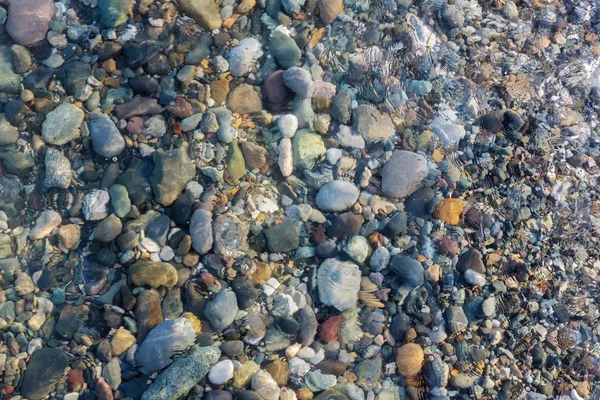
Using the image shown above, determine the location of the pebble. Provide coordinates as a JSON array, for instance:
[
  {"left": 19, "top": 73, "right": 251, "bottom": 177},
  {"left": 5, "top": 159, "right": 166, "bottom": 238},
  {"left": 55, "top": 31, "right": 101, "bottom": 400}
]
[
  {"left": 5, "top": 0, "right": 55, "bottom": 47},
  {"left": 43, "top": 148, "right": 72, "bottom": 189},
  {"left": 382, "top": 150, "right": 429, "bottom": 199},
  {"left": 317, "top": 258, "right": 361, "bottom": 311},
  {"left": 315, "top": 180, "right": 360, "bottom": 212},
  {"left": 89, "top": 113, "right": 126, "bottom": 158},
  {"left": 209, "top": 360, "right": 235, "bottom": 385},
  {"left": 41, "top": 103, "right": 84, "bottom": 145},
  {"left": 204, "top": 290, "right": 238, "bottom": 331},
  {"left": 278, "top": 138, "right": 294, "bottom": 177},
  {"left": 29, "top": 210, "right": 62, "bottom": 240}
]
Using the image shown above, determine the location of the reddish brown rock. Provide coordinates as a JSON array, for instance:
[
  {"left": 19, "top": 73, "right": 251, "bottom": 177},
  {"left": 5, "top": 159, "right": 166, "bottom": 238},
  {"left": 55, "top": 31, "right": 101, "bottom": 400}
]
[
  {"left": 6, "top": 0, "right": 55, "bottom": 47},
  {"left": 115, "top": 96, "right": 164, "bottom": 119},
  {"left": 317, "top": 359, "right": 347, "bottom": 376},
  {"left": 263, "top": 70, "right": 288, "bottom": 103},
  {"left": 167, "top": 96, "right": 194, "bottom": 118},
  {"left": 135, "top": 289, "right": 163, "bottom": 342},
  {"left": 96, "top": 377, "right": 114, "bottom": 400},
  {"left": 437, "top": 236, "right": 459, "bottom": 256},
  {"left": 319, "top": 316, "right": 342, "bottom": 344},
  {"left": 67, "top": 369, "right": 85, "bottom": 391}
]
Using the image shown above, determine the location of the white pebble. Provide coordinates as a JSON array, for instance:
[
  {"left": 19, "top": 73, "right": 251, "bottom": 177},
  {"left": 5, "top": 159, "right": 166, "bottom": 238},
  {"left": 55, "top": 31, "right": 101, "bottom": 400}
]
[
  {"left": 278, "top": 114, "right": 298, "bottom": 138},
  {"left": 278, "top": 138, "right": 293, "bottom": 177}
]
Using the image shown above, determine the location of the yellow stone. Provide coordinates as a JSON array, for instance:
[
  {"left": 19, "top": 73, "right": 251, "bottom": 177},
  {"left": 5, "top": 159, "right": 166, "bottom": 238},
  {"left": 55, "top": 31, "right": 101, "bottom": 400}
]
[
  {"left": 111, "top": 327, "right": 136, "bottom": 356},
  {"left": 252, "top": 262, "right": 272, "bottom": 285},
  {"left": 396, "top": 343, "right": 424, "bottom": 378},
  {"left": 434, "top": 198, "right": 465, "bottom": 225},
  {"left": 182, "top": 312, "right": 202, "bottom": 334},
  {"left": 233, "top": 360, "right": 260, "bottom": 389}
]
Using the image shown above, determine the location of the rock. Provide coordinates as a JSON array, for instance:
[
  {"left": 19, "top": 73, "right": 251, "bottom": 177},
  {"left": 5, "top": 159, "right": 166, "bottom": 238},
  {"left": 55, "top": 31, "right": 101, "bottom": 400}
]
[
  {"left": 42, "top": 103, "right": 84, "bottom": 146},
  {"left": 10, "top": 45, "right": 32, "bottom": 74},
  {"left": 21, "top": 348, "right": 68, "bottom": 400},
  {"left": 115, "top": 96, "right": 164, "bottom": 119},
  {"left": 241, "top": 141, "right": 268, "bottom": 170},
  {"left": 59, "top": 61, "right": 91, "bottom": 95},
  {"left": 337, "top": 125, "right": 365, "bottom": 149},
  {"left": 151, "top": 149, "right": 196, "bottom": 206},
  {"left": 130, "top": 261, "right": 178, "bottom": 288},
  {"left": 369, "top": 246, "right": 390, "bottom": 271},
  {"left": 320, "top": 0, "right": 344, "bottom": 24},
  {"left": 456, "top": 248, "right": 486, "bottom": 274},
  {"left": 278, "top": 138, "right": 293, "bottom": 177},
  {"left": 283, "top": 67, "right": 315, "bottom": 98},
  {"left": 344, "top": 236, "right": 370, "bottom": 264},
  {"left": 431, "top": 109, "right": 466, "bottom": 147},
  {"left": 396, "top": 343, "right": 424, "bottom": 378},
  {"left": 98, "top": 0, "right": 133, "bottom": 28},
  {"left": 221, "top": 340, "right": 244, "bottom": 357},
  {"left": 227, "top": 84, "right": 263, "bottom": 114},
  {"left": 6, "top": 0, "right": 55, "bottom": 47},
  {"left": 464, "top": 269, "right": 486, "bottom": 287},
  {"left": 225, "top": 141, "right": 246, "bottom": 184},
  {"left": 212, "top": 214, "right": 248, "bottom": 260},
  {"left": 94, "top": 214, "right": 122, "bottom": 242},
  {"left": 270, "top": 31, "right": 301, "bottom": 69},
  {"left": 109, "top": 184, "right": 131, "bottom": 218},
  {"left": 446, "top": 306, "right": 468, "bottom": 333},
  {"left": 252, "top": 370, "right": 280, "bottom": 400},
  {"left": 190, "top": 209, "right": 213, "bottom": 255},
  {"left": 316, "top": 180, "right": 359, "bottom": 212},
  {"left": 141, "top": 346, "right": 221, "bottom": 400},
  {"left": 43, "top": 148, "right": 72, "bottom": 189},
  {"left": 0, "top": 114, "right": 18, "bottom": 145},
  {"left": 1, "top": 151, "right": 34, "bottom": 175},
  {"left": 29, "top": 210, "right": 62, "bottom": 240},
  {"left": 389, "top": 256, "right": 425, "bottom": 287},
  {"left": 281, "top": 0, "right": 306, "bottom": 14},
  {"left": 83, "top": 189, "right": 111, "bottom": 221},
  {"left": 306, "top": 369, "right": 337, "bottom": 392},
  {"left": 381, "top": 150, "right": 428, "bottom": 199},
  {"left": 297, "top": 307, "right": 318, "bottom": 346},
  {"left": 434, "top": 198, "right": 465, "bottom": 225},
  {"left": 136, "top": 289, "right": 163, "bottom": 341},
  {"left": 265, "top": 359, "right": 290, "bottom": 386},
  {"left": 89, "top": 113, "right": 126, "bottom": 158},
  {"left": 330, "top": 90, "right": 352, "bottom": 124},
  {"left": 233, "top": 360, "right": 260, "bottom": 389},
  {"left": 265, "top": 219, "right": 302, "bottom": 252},
  {"left": 264, "top": 70, "right": 288, "bottom": 103},
  {"left": 0, "top": 47, "right": 20, "bottom": 93},
  {"left": 56, "top": 304, "right": 89, "bottom": 339},
  {"left": 103, "top": 358, "right": 122, "bottom": 390},
  {"left": 111, "top": 327, "right": 136, "bottom": 356},
  {"left": 14, "top": 272, "right": 35, "bottom": 295},
  {"left": 228, "top": 38, "right": 263, "bottom": 77},
  {"left": 353, "top": 105, "right": 394, "bottom": 145},
  {"left": 205, "top": 290, "right": 238, "bottom": 331},
  {"left": 278, "top": 114, "right": 299, "bottom": 138},
  {"left": 136, "top": 318, "right": 197, "bottom": 375},
  {"left": 58, "top": 224, "right": 81, "bottom": 250},
  {"left": 502, "top": 1, "right": 519, "bottom": 19},
  {"left": 209, "top": 360, "right": 235, "bottom": 384},
  {"left": 317, "top": 258, "right": 361, "bottom": 311},
  {"left": 293, "top": 130, "right": 326, "bottom": 170},
  {"left": 177, "top": 0, "right": 223, "bottom": 30}
]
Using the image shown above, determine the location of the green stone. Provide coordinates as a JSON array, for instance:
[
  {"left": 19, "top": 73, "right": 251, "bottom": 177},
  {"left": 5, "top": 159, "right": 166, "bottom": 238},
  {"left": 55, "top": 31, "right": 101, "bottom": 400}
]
[
  {"left": 225, "top": 141, "right": 246, "bottom": 184},
  {"left": 292, "top": 130, "right": 326, "bottom": 170},
  {"left": 98, "top": 0, "right": 133, "bottom": 28},
  {"left": 270, "top": 32, "right": 301, "bottom": 69},
  {"left": 0, "top": 47, "right": 20, "bottom": 93},
  {"left": 109, "top": 184, "right": 132, "bottom": 218}
]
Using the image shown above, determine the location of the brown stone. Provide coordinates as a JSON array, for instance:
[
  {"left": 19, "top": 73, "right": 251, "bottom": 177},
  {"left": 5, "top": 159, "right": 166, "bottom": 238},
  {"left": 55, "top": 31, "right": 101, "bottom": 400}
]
[
  {"left": 251, "top": 261, "right": 272, "bottom": 285},
  {"left": 58, "top": 224, "right": 81, "bottom": 250},
  {"left": 167, "top": 96, "right": 194, "bottom": 118},
  {"left": 319, "top": 0, "right": 344, "bottom": 25},
  {"left": 437, "top": 236, "right": 459, "bottom": 256},
  {"left": 111, "top": 327, "right": 136, "bottom": 356},
  {"left": 241, "top": 141, "right": 268, "bottom": 170},
  {"left": 183, "top": 252, "right": 200, "bottom": 267},
  {"left": 227, "top": 84, "right": 263, "bottom": 114},
  {"left": 115, "top": 96, "right": 164, "bottom": 119},
  {"left": 329, "top": 213, "right": 364, "bottom": 238},
  {"left": 135, "top": 289, "right": 163, "bottom": 342},
  {"left": 211, "top": 78, "right": 230, "bottom": 104},
  {"left": 67, "top": 369, "right": 85, "bottom": 391},
  {"left": 96, "top": 377, "right": 114, "bottom": 400},
  {"left": 6, "top": 0, "right": 55, "bottom": 47},
  {"left": 434, "top": 198, "right": 465, "bottom": 225},
  {"left": 265, "top": 359, "right": 290, "bottom": 386},
  {"left": 396, "top": 343, "right": 424, "bottom": 378},
  {"left": 319, "top": 316, "right": 342, "bottom": 344},
  {"left": 177, "top": 0, "right": 222, "bottom": 31},
  {"left": 317, "top": 359, "right": 347, "bottom": 376},
  {"left": 233, "top": 360, "right": 260, "bottom": 389}
]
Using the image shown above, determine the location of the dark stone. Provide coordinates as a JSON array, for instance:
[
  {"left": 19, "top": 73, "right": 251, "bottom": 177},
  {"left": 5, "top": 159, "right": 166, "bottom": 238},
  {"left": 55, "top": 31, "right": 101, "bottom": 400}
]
[
  {"left": 264, "top": 219, "right": 302, "bottom": 252},
  {"left": 503, "top": 110, "right": 524, "bottom": 131},
  {"left": 117, "top": 158, "right": 154, "bottom": 206},
  {"left": 382, "top": 212, "right": 407, "bottom": 237},
  {"left": 220, "top": 340, "right": 244, "bottom": 357},
  {"left": 22, "top": 66, "right": 55, "bottom": 90},
  {"left": 296, "top": 306, "right": 318, "bottom": 346},
  {"left": 389, "top": 313, "right": 411, "bottom": 341},
  {"left": 404, "top": 186, "right": 436, "bottom": 219},
  {"left": 55, "top": 304, "right": 89, "bottom": 339},
  {"left": 123, "top": 42, "right": 161, "bottom": 68},
  {"left": 146, "top": 53, "right": 170, "bottom": 75},
  {"left": 328, "top": 212, "right": 364, "bottom": 238},
  {"left": 231, "top": 276, "right": 260, "bottom": 310},
  {"left": 389, "top": 256, "right": 424, "bottom": 287},
  {"left": 480, "top": 111, "right": 503, "bottom": 134},
  {"left": 129, "top": 76, "right": 159, "bottom": 96},
  {"left": 456, "top": 248, "right": 485, "bottom": 274},
  {"left": 21, "top": 348, "right": 69, "bottom": 400},
  {"left": 58, "top": 61, "right": 91, "bottom": 95},
  {"left": 317, "top": 359, "right": 347, "bottom": 376},
  {"left": 146, "top": 215, "right": 170, "bottom": 246},
  {"left": 170, "top": 191, "right": 194, "bottom": 225},
  {"left": 279, "top": 317, "right": 300, "bottom": 334},
  {"left": 313, "top": 389, "right": 350, "bottom": 400},
  {"left": 205, "top": 390, "right": 233, "bottom": 400},
  {"left": 97, "top": 41, "right": 123, "bottom": 61}
]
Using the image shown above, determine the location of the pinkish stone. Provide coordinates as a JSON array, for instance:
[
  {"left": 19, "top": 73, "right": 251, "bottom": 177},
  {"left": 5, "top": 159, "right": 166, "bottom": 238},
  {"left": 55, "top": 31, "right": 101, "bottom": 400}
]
[
  {"left": 6, "top": 0, "right": 56, "bottom": 47},
  {"left": 127, "top": 117, "right": 144, "bottom": 135},
  {"left": 263, "top": 70, "right": 288, "bottom": 103}
]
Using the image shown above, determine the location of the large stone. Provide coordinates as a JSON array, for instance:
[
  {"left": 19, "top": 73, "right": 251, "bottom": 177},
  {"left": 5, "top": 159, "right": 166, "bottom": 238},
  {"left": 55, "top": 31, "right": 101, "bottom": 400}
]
[
  {"left": 227, "top": 84, "right": 263, "bottom": 114},
  {"left": 190, "top": 209, "right": 213, "bottom": 255},
  {"left": 94, "top": 214, "right": 122, "bottom": 242},
  {"left": 353, "top": 105, "right": 395, "bottom": 145},
  {"left": 315, "top": 180, "right": 359, "bottom": 212},
  {"left": 389, "top": 256, "right": 425, "bottom": 287},
  {"left": 264, "top": 219, "right": 302, "bottom": 253},
  {"left": 141, "top": 346, "right": 221, "bottom": 400},
  {"left": 136, "top": 289, "right": 163, "bottom": 342},
  {"left": 228, "top": 38, "right": 263, "bottom": 77},
  {"left": 320, "top": 0, "right": 344, "bottom": 24},
  {"left": 130, "top": 261, "right": 178, "bottom": 288},
  {"left": 59, "top": 61, "right": 91, "bottom": 96},
  {"left": 136, "top": 318, "right": 197, "bottom": 375},
  {"left": 177, "top": 0, "right": 222, "bottom": 31},
  {"left": 213, "top": 214, "right": 248, "bottom": 260},
  {"left": 21, "top": 348, "right": 69, "bottom": 400},
  {"left": 55, "top": 304, "right": 89, "bottom": 339},
  {"left": 0, "top": 47, "right": 20, "bottom": 93},
  {"left": 381, "top": 150, "right": 428, "bottom": 199},
  {"left": 42, "top": 103, "right": 84, "bottom": 146},
  {"left": 89, "top": 113, "right": 126, "bottom": 158},
  {"left": 150, "top": 149, "right": 196, "bottom": 206},
  {"left": 270, "top": 31, "right": 301, "bottom": 69},
  {"left": 29, "top": 210, "right": 62, "bottom": 240},
  {"left": 115, "top": 96, "right": 164, "bottom": 119},
  {"left": 5, "top": 0, "right": 55, "bottom": 48}
]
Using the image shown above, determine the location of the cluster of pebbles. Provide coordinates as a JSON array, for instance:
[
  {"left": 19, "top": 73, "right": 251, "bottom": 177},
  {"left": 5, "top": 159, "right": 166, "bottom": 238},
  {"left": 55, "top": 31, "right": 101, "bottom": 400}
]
[{"left": 1, "top": 0, "right": 600, "bottom": 399}]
